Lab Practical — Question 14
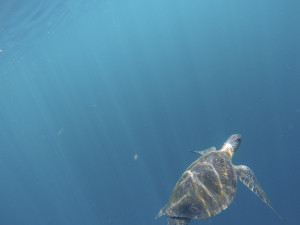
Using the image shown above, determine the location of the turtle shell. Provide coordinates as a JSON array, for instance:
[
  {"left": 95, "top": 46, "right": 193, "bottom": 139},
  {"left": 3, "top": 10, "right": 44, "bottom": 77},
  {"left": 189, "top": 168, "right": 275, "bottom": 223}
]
[{"left": 163, "top": 151, "right": 237, "bottom": 219}]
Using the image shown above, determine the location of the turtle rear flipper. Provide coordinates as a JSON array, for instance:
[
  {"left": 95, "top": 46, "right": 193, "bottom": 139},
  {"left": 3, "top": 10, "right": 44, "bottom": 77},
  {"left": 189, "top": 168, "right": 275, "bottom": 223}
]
[
  {"left": 233, "top": 165, "right": 281, "bottom": 219},
  {"left": 168, "top": 217, "right": 191, "bottom": 225},
  {"left": 155, "top": 207, "right": 166, "bottom": 219}
]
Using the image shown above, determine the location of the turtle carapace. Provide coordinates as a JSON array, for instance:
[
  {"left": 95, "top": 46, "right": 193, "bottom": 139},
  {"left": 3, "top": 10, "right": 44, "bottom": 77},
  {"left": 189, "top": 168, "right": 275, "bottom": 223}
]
[{"left": 156, "top": 134, "right": 280, "bottom": 225}]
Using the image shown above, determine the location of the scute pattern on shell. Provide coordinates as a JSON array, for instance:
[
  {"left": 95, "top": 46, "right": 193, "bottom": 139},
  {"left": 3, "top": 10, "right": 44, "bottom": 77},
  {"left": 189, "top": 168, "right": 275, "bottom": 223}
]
[{"left": 164, "top": 152, "right": 237, "bottom": 219}]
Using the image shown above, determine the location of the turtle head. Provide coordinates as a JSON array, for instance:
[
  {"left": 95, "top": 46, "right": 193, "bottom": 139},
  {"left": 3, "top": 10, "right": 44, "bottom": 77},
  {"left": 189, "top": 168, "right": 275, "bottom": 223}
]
[
  {"left": 225, "top": 134, "right": 242, "bottom": 152},
  {"left": 220, "top": 134, "right": 242, "bottom": 158}
]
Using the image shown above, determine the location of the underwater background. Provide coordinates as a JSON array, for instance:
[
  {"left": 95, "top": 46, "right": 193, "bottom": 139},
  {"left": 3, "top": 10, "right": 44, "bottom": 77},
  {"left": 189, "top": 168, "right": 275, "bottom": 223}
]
[{"left": 0, "top": 0, "right": 299, "bottom": 225}]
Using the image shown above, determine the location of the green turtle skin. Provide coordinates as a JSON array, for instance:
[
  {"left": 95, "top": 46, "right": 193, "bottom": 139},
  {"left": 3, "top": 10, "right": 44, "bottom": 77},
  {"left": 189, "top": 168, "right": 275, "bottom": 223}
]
[{"left": 156, "top": 134, "right": 279, "bottom": 225}]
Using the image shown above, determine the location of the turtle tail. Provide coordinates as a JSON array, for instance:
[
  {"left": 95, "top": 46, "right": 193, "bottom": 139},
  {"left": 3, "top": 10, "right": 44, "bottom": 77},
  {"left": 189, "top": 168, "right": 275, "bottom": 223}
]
[{"left": 168, "top": 217, "right": 191, "bottom": 225}]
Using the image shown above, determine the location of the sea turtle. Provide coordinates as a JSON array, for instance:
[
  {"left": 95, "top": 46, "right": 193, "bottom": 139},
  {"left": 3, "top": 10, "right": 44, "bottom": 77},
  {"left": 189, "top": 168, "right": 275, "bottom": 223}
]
[{"left": 156, "top": 134, "right": 279, "bottom": 225}]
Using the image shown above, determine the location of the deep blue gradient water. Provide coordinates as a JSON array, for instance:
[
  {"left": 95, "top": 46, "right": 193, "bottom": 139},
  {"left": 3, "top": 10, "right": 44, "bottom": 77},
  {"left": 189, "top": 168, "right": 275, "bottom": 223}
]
[{"left": 0, "top": 0, "right": 299, "bottom": 225}]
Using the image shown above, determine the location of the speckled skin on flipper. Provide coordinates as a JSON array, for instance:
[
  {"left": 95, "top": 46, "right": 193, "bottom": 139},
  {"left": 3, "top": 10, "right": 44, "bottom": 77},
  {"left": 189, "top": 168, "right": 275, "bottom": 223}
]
[{"left": 156, "top": 134, "right": 278, "bottom": 225}]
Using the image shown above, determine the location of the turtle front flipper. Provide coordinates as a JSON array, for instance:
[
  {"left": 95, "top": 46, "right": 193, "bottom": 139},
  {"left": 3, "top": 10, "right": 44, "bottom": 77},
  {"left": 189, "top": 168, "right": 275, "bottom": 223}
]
[
  {"left": 233, "top": 165, "right": 281, "bottom": 218},
  {"left": 168, "top": 217, "right": 191, "bottom": 225},
  {"left": 189, "top": 147, "right": 216, "bottom": 155}
]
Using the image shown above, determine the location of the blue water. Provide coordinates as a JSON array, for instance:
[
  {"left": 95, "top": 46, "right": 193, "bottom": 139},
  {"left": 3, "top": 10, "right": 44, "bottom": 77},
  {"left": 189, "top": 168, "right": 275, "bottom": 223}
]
[{"left": 0, "top": 0, "right": 299, "bottom": 225}]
